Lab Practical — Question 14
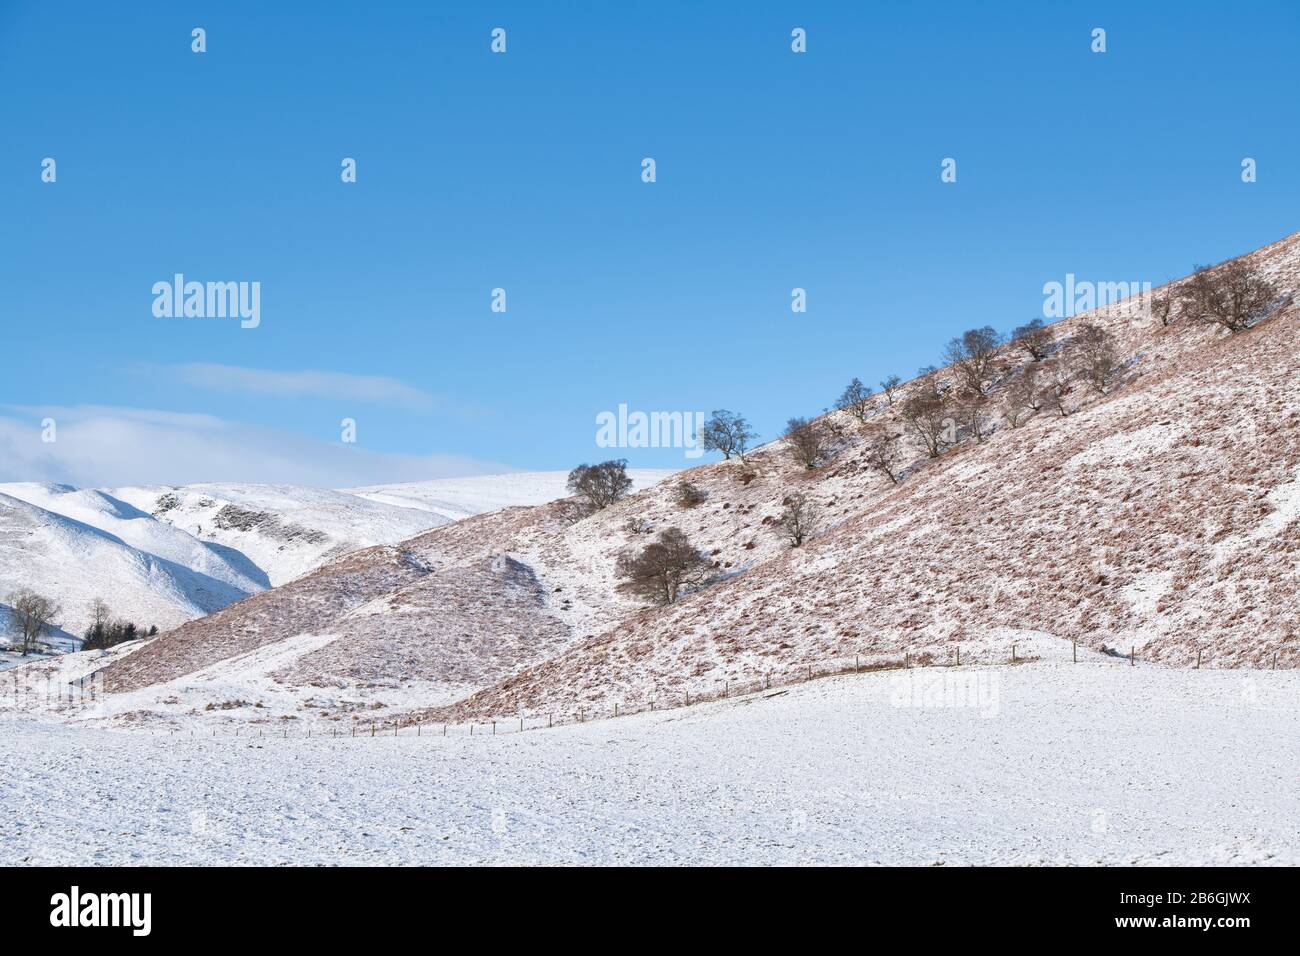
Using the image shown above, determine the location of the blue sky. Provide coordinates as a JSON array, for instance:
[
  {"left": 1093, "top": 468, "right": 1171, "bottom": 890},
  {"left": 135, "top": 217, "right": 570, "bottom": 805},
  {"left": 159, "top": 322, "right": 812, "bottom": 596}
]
[{"left": 2, "top": 0, "right": 1296, "bottom": 485}]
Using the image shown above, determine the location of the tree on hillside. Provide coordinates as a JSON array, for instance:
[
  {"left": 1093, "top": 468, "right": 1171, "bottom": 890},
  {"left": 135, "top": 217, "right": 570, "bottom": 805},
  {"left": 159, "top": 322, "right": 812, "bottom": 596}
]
[
  {"left": 863, "top": 425, "right": 901, "bottom": 484},
  {"left": 785, "top": 416, "right": 831, "bottom": 470},
  {"left": 700, "top": 410, "right": 757, "bottom": 462},
  {"left": 7, "top": 590, "right": 61, "bottom": 657},
  {"left": 1036, "top": 359, "right": 1073, "bottom": 417},
  {"left": 566, "top": 459, "right": 633, "bottom": 514},
  {"left": 1001, "top": 365, "right": 1041, "bottom": 428},
  {"left": 674, "top": 481, "right": 707, "bottom": 508},
  {"left": 1177, "top": 260, "right": 1283, "bottom": 333},
  {"left": 1149, "top": 291, "right": 1175, "bottom": 328},
  {"left": 1070, "top": 323, "right": 1118, "bottom": 394},
  {"left": 900, "top": 387, "right": 953, "bottom": 458},
  {"left": 953, "top": 388, "right": 993, "bottom": 443},
  {"left": 836, "top": 377, "right": 873, "bottom": 422},
  {"left": 879, "top": 374, "right": 902, "bottom": 405},
  {"left": 772, "top": 493, "right": 817, "bottom": 547},
  {"left": 1010, "top": 318, "right": 1053, "bottom": 361},
  {"left": 615, "top": 527, "right": 712, "bottom": 605},
  {"left": 942, "top": 326, "right": 1003, "bottom": 395}
]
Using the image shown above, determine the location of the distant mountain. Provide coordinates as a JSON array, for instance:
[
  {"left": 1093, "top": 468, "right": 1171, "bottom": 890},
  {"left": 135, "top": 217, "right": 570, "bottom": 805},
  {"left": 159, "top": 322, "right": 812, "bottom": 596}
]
[{"left": 0, "top": 471, "right": 672, "bottom": 661}]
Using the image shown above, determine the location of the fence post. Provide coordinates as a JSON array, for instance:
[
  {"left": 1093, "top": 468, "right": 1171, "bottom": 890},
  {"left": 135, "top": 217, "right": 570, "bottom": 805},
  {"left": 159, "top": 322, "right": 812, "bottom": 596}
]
[
  {"left": 1072, "top": 641, "right": 1076, "bottom": 663},
  {"left": 956, "top": 646, "right": 961, "bottom": 667},
  {"left": 1011, "top": 645, "right": 1016, "bottom": 663},
  {"left": 614, "top": 703, "right": 618, "bottom": 717},
  {"left": 371, "top": 722, "right": 375, "bottom": 737},
  {"left": 1130, "top": 646, "right": 1135, "bottom": 667},
  {"left": 1196, "top": 647, "right": 1201, "bottom": 669},
  {"left": 519, "top": 717, "right": 523, "bottom": 732},
  {"left": 548, "top": 715, "right": 552, "bottom": 728}
]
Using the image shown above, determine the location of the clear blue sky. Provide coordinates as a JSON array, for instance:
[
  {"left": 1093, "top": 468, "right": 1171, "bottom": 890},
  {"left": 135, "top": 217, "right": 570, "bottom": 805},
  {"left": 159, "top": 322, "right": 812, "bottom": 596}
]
[{"left": 2, "top": 0, "right": 1296, "bottom": 485}]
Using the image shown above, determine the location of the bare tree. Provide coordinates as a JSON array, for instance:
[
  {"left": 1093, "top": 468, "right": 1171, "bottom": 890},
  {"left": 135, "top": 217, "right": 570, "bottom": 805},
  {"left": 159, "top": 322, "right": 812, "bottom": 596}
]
[
  {"left": 1010, "top": 319, "right": 1052, "bottom": 361},
  {"left": 785, "top": 416, "right": 830, "bottom": 469},
  {"left": 1070, "top": 323, "right": 1118, "bottom": 393},
  {"left": 1177, "top": 259, "right": 1283, "bottom": 333},
  {"left": 701, "top": 409, "right": 757, "bottom": 462},
  {"left": 836, "top": 377, "right": 873, "bottom": 422},
  {"left": 773, "top": 493, "right": 817, "bottom": 547},
  {"left": 1149, "top": 290, "right": 1175, "bottom": 328},
  {"left": 674, "top": 481, "right": 707, "bottom": 508},
  {"left": 862, "top": 425, "right": 901, "bottom": 483},
  {"left": 879, "top": 374, "right": 902, "bottom": 405},
  {"left": 953, "top": 388, "right": 992, "bottom": 443},
  {"left": 900, "top": 388, "right": 953, "bottom": 458},
  {"left": 7, "top": 590, "right": 61, "bottom": 657},
  {"left": 566, "top": 459, "right": 633, "bottom": 513},
  {"left": 615, "top": 527, "right": 712, "bottom": 605},
  {"left": 1001, "top": 365, "right": 1041, "bottom": 427},
  {"left": 1036, "top": 359, "right": 1073, "bottom": 417},
  {"left": 942, "top": 326, "right": 1003, "bottom": 395}
]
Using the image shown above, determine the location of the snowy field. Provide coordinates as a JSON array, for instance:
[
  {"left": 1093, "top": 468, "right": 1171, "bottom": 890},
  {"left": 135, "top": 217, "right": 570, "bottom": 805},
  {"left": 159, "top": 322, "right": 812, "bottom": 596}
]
[{"left": 0, "top": 660, "right": 1294, "bottom": 866}]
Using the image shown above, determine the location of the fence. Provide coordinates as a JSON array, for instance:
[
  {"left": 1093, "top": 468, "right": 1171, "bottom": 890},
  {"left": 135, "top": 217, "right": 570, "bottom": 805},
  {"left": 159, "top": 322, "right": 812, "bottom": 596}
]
[{"left": 1, "top": 640, "right": 1294, "bottom": 738}]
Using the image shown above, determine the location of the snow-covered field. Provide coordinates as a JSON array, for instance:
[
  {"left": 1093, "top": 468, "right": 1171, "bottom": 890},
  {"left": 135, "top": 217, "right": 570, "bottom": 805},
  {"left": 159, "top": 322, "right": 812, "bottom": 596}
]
[{"left": 1, "top": 661, "right": 1293, "bottom": 865}]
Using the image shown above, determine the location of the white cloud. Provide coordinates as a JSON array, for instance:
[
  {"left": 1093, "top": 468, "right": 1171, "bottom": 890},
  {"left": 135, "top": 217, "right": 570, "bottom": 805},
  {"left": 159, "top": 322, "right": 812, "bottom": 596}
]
[
  {"left": 156, "top": 363, "right": 439, "bottom": 411},
  {"left": 0, "top": 405, "right": 510, "bottom": 488}
]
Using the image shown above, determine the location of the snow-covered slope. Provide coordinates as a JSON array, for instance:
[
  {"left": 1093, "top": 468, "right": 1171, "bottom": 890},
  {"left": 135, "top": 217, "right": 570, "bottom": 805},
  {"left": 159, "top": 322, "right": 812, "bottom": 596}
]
[
  {"left": 0, "top": 492, "right": 251, "bottom": 642},
  {"left": 108, "top": 483, "right": 445, "bottom": 587},
  {"left": 1, "top": 473, "right": 651, "bottom": 660},
  {"left": 1, "top": 662, "right": 1294, "bottom": 865}
]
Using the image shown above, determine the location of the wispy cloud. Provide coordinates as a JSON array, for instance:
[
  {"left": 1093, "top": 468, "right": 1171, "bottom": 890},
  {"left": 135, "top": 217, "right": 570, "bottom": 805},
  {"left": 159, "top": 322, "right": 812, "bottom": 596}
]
[
  {"left": 154, "top": 363, "right": 440, "bottom": 412},
  {"left": 0, "top": 405, "right": 510, "bottom": 488}
]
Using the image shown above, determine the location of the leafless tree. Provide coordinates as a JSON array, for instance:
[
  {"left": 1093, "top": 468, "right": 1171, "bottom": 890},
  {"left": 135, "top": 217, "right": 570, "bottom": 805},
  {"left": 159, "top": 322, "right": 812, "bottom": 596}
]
[
  {"left": 566, "top": 459, "right": 633, "bottom": 513},
  {"left": 953, "top": 388, "right": 992, "bottom": 443},
  {"left": 942, "top": 326, "right": 1003, "bottom": 395},
  {"left": 900, "top": 387, "right": 953, "bottom": 458},
  {"left": 675, "top": 481, "right": 707, "bottom": 508},
  {"left": 1070, "top": 322, "right": 1117, "bottom": 393},
  {"left": 1010, "top": 318, "right": 1052, "bottom": 360},
  {"left": 836, "top": 377, "right": 873, "bottom": 422},
  {"left": 879, "top": 374, "right": 902, "bottom": 405},
  {"left": 773, "top": 493, "right": 817, "bottom": 547},
  {"left": 701, "top": 409, "right": 757, "bottom": 461},
  {"left": 785, "top": 416, "right": 830, "bottom": 469},
  {"left": 1148, "top": 290, "right": 1175, "bottom": 328},
  {"left": 1001, "top": 365, "right": 1040, "bottom": 427},
  {"left": 615, "top": 527, "right": 713, "bottom": 605},
  {"left": 1036, "top": 359, "right": 1073, "bottom": 417},
  {"left": 1177, "top": 259, "right": 1283, "bottom": 333},
  {"left": 862, "top": 425, "right": 901, "bottom": 483},
  {"left": 6, "top": 590, "right": 61, "bottom": 657}
]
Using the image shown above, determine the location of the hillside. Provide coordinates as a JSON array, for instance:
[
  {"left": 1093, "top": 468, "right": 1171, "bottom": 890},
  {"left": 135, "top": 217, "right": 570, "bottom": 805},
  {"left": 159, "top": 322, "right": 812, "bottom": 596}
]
[
  {"left": 1, "top": 473, "right": 666, "bottom": 666},
  {"left": 427, "top": 232, "right": 1300, "bottom": 721},
  {"left": 26, "top": 232, "right": 1300, "bottom": 729}
]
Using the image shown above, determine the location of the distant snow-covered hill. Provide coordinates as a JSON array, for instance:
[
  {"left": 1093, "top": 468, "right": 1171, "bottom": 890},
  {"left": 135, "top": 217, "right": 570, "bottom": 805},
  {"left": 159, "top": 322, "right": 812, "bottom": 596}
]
[{"left": 0, "top": 471, "right": 673, "bottom": 663}]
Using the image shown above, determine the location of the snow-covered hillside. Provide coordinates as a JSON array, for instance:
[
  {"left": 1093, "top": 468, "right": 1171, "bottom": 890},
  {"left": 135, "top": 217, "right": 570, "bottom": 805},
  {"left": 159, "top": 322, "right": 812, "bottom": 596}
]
[
  {"left": 1, "top": 662, "right": 1293, "bottom": 865},
  {"left": 1, "top": 472, "right": 661, "bottom": 663}
]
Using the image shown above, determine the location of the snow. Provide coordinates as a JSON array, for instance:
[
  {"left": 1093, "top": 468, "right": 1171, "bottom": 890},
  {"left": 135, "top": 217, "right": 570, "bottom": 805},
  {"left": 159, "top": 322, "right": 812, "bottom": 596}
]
[
  {"left": 0, "top": 661, "right": 1293, "bottom": 865},
  {"left": 346, "top": 470, "right": 673, "bottom": 522}
]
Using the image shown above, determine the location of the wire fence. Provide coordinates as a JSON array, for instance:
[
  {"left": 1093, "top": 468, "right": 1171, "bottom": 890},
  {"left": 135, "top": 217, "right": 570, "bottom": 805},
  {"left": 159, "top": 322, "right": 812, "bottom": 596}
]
[{"left": 1, "top": 640, "right": 1293, "bottom": 738}]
